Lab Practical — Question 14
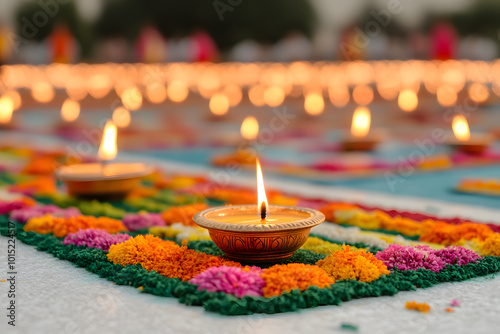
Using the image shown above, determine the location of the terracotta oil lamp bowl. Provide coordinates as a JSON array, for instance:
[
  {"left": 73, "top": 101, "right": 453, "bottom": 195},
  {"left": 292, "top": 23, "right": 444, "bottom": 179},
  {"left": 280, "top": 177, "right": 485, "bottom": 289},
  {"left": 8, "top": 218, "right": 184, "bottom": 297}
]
[
  {"left": 56, "top": 162, "right": 152, "bottom": 200},
  {"left": 342, "top": 131, "right": 384, "bottom": 151},
  {"left": 193, "top": 204, "right": 324, "bottom": 263},
  {"left": 56, "top": 120, "right": 153, "bottom": 200}
]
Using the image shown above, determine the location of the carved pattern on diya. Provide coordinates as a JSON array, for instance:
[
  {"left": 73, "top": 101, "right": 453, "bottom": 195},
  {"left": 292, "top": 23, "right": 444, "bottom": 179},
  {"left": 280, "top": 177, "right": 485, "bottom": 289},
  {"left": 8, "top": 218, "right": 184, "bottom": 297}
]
[{"left": 208, "top": 229, "right": 311, "bottom": 263}]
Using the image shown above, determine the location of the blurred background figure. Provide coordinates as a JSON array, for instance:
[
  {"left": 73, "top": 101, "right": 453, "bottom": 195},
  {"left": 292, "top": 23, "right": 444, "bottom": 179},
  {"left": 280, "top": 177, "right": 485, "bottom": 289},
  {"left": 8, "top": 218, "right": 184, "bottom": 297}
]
[
  {"left": 429, "top": 21, "right": 457, "bottom": 60},
  {"left": 136, "top": 26, "right": 166, "bottom": 63},
  {"left": 0, "top": 0, "right": 498, "bottom": 63},
  {"left": 0, "top": 23, "right": 13, "bottom": 66},
  {"left": 49, "top": 24, "right": 78, "bottom": 63}
]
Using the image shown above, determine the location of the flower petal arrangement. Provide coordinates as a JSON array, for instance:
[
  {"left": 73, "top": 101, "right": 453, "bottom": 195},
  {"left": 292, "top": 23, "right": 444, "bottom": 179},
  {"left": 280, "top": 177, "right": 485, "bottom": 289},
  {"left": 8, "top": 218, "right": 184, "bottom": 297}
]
[{"left": 1, "top": 148, "right": 500, "bottom": 315}]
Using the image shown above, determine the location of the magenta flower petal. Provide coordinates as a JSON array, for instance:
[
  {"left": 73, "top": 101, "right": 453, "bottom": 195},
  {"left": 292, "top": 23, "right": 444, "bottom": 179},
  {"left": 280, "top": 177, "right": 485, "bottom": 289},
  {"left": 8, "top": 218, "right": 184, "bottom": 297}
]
[
  {"left": 63, "top": 229, "right": 131, "bottom": 251},
  {"left": 122, "top": 212, "right": 165, "bottom": 231},
  {"left": 189, "top": 266, "right": 265, "bottom": 298}
]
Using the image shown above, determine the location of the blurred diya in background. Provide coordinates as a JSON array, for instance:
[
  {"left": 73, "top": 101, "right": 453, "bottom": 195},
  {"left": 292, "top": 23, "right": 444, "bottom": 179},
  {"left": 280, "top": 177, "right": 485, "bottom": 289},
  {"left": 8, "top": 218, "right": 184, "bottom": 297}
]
[
  {"left": 56, "top": 120, "right": 153, "bottom": 200},
  {"left": 341, "top": 106, "right": 385, "bottom": 151},
  {"left": 193, "top": 159, "right": 324, "bottom": 263},
  {"left": 455, "top": 178, "right": 500, "bottom": 197},
  {"left": 212, "top": 116, "right": 259, "bottom": 167},
  {"left": 447, "top": 115, "right": 494, "bottom": 155}
]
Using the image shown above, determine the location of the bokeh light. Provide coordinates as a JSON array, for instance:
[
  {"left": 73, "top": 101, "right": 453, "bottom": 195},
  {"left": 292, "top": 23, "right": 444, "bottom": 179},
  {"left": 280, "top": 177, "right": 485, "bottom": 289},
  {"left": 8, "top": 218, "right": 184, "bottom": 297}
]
[
  {"left": 209, "top": 93, "right": 230, "bottom": 116},
  {"left": 398, "top": 89, "right": 418, "bottom": 112},
  {"left": 304, "top": 92, "right": 324, "bottom": 115},
  {"left": 60, "top": 98, "right": 80, "bottom": 122},
  {"left": 112, "top": 107, "right": 131, "bottom": 128}
]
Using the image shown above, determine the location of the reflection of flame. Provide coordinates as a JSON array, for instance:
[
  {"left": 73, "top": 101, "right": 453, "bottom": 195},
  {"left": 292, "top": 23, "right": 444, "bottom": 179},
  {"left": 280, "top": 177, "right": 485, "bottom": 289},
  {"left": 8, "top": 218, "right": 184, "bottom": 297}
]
[
  {"left": 61, "top": 98, "right": 80, "bottom": 122},
  {"left": 0, "top": 96, "right": 14, "bottom": 124},
  {"left": 452, "top": 115, "right": 470, "bottom": 142},
  {"left": 256, "top": 158, "right": 268, "bottom": 220},
  {"left": 241, "top": 116, "right": 259, "bottom": 141},
  {"left": 351, "top": 106, "right": 371, "bottom": 137},
  {"left": 98, "top": 120, "right": 118, "bottom": 161}
]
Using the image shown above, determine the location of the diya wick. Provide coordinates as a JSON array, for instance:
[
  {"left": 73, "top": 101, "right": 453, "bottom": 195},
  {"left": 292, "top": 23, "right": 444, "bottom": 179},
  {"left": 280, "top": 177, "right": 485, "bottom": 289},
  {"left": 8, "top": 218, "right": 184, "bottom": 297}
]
[
  {"left": 212, "top": 116, "right": 259, "bottom": 167},
  {"left": 194, "top": 158, "right": 325, "bottom": 263},
  {"left": 56, "top": 120, "right": 153, "bottom": 200},
  {"left": 341, "top": 106, "right": 385, "bottom": 151},
  {"left": 447, "top": 115, "right": 493, "bottom": 155}
]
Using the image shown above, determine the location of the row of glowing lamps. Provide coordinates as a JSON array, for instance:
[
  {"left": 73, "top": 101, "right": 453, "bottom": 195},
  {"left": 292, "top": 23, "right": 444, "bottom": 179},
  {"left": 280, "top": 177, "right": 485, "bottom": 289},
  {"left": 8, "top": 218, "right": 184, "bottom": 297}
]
[{"left": 0, "top": 61, "right": 498, "bottom": 130}]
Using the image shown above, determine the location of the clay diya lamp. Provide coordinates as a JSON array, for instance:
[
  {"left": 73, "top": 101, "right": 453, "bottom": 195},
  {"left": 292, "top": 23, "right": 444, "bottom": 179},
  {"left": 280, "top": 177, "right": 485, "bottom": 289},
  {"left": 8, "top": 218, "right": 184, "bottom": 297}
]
[
  {"left": 212, "top": 116, "right": 259, "bottom": 167},
  {"left": 193, "top": 159, "right": 325, "bottom": 263},
  {"left": 56, "top": 120, "right": 153, "bottom": 200},
  {"left": 341, "top": 106, "right": 384, "bottom": 151},
  {"left": 447, "top": 115, "right": 494, "bottom": 155}
]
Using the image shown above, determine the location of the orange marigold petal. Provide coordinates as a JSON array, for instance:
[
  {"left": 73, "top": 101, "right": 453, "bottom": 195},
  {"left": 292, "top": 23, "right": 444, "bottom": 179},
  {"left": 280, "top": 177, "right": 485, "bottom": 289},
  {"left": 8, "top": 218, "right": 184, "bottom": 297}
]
[
  {"left": 316, "top": 245, "right": 389, "bottom": 283},
  {"left": 107, "top": 234, "right": 241, "bottom": 281},
  {"left": 405, "top": 301, "right": 431, "bottom": 313},
  {"left": 261, "top": 263, "right": 334, "bottom": 298},
  {"left": 161, "top": 203, "right": 208, "bottom": 226}
]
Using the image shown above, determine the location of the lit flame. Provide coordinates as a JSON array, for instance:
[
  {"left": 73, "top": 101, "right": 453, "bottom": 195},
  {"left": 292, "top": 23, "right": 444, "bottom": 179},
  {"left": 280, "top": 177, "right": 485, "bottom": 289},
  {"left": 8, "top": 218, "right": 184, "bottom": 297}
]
[
  {"left": 452, "top": 115, "right": 470, "bottom": 142},
  {"left": 61, "top": 98, "right": 80, "bottom": 122},
  {"left": 241, "top": 116, "right": 259, "bottom": 141},
  {"left": 97, "top": 120, "right": 118, "bottom": 161},
  {"left": 351, "top": 106, "right": 371, "bottom": 138},
  {"left": 0, "top": 96, "right": 14, "bottom": 124},
  {"left": 256, "top": 158, "right": 268, "bottom": 221}
]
